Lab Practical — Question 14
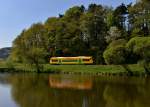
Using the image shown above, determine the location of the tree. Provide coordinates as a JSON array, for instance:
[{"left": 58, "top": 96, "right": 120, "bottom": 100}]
[
  {"left": 44, "top": 17, "right": 63, "bottom": 57},
  {"left": 105, "top": 26, "right": 122, "bottom": 43},
  {"left": 11, "top": 23, "right": 49, "bottom": 72},
  {"left": 46, "top": 6, "right": 86, "bottom": 56},
  {"left": 113, "top": 3, "right": 128, "bottom": 30},
  {"left": 64, "top": 6, "right": 85, "bottom": 21},
  {"left": 126, "top": 37, "right": 150, "bottom": 73},
  {"left": 81, "top": 4, "right": 107, "bottom": 46},
  {"left": 128, "top": 0, "right": 150, "bottom": 35},
  {"left": 105, "top": 8, "right": 114, "bottom": 28},
  {"left": 103, "top": 39, "right": 127, "bottom": 64},
  {"left": 80, "top": 4, "right": 107, "bottom": 64},
  {"left": 103, "top": 39, "right": 132, "bottom": 73},
  {"left": 11, "top": 30, "right": 26, "bottom": 62},
  {"left": 45, "top": 17, "right": 59, "bottom": 47}
]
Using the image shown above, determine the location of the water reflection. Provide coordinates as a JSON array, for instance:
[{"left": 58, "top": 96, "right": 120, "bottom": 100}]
[
  {"left": 0, "top": 73, "right": 150, "bottom": 107},
  {"left": 49, "top": 75, "right": 93, "bottom": 90},
  {"left": 0, "top": 84, "right": 17, "bottom": 107}
]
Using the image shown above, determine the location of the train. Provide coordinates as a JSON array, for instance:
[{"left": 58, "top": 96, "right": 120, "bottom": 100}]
[{"left": 50, "top": 56, "right": 93, "bottom": 65}]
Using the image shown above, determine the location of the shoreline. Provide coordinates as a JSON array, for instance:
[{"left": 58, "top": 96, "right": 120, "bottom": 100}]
[{"left": 0, "top": 64, "right": 148, "bottom": 77}]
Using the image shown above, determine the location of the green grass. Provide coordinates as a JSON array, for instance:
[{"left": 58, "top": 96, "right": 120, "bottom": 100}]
[
  {"left": 44, "top": 64, "right": 145, "bottom": 74},
  {"left": 0, "top": 59, "right": 7, "bottom": 68},
  {"left": 0, "top": 60, "right": 146, "bottom": 75}
]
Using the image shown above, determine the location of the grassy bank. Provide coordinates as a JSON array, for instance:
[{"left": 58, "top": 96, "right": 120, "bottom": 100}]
[
  {"left": 44, "top": 64, "right": 145, "bottom": 75},
  {"left": 1, "top": 64, "right": 144, "bottom": 74},
  {"left": 0, "top": 60, "right": 7, "bottom": 68},
  {"left": 0, "top": 61, "right": 146, "bottom": 75}
]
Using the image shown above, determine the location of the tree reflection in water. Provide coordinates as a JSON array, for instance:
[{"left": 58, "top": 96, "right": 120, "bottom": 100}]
[{"left": 4, "top": 74, "right": 150, "bottom": 107}]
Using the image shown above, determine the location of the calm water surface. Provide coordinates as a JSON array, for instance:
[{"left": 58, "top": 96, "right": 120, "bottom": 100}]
[{"left": 0, "top": 73, "right": 150, "bottom": 107}]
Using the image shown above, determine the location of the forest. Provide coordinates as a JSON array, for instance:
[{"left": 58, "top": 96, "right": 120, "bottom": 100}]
[{"left": 10, "top": 0, "right": 150, "bottom": 72}]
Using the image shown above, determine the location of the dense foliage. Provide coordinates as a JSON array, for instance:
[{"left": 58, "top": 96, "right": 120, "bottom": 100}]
[
  {"left": 103, "top": 39, "right": 127, "bottom": 65},
  {"left": 126, "top": 37, "right": 150, "bottom": 72},
  {"left": 10, "top": 1, "right": 150, "bottom": 71}
]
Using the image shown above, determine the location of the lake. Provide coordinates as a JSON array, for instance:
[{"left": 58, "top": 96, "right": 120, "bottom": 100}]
[{"left": 0, "top": 73, "right": 150, "bottom": 107}]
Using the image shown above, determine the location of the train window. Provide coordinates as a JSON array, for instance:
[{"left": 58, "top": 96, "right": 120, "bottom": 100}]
[
  {"left": 52, "top": 59, "right": 58, "bottom": 62},
  {"left": 62, "top": 59, "right": 78, "bottom": 62},
  {"left": 83, "top": 59, "right": 90, "bottom": 61}
]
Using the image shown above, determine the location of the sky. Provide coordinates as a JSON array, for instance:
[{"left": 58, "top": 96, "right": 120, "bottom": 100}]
[{"left": 0, "top": 0, "right": 135, "bottom": 48}]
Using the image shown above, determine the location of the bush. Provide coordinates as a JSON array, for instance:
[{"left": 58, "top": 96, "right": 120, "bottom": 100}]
[
  {"left": 5, "top": 58, "right": 15, "bottom": 69},
  {"left": 103, "top": 39, "right": 127, "bottom": 64},
  {"left": 126, "top": 37, "right": 150, "bottom": 73},
  {"left": 103, "top": 39, "right": 133, "bottom": 74}
]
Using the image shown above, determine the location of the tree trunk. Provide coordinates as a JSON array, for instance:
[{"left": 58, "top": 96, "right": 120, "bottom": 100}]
[
  {"left": 143, "top": 63, "right": 150, "bottom": 74},
  {"left": 122, "top": 64, "right": 133, "bottom": 75},
  {"left": 35, "top": 62, "right": 40, "bottom": 73}
]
